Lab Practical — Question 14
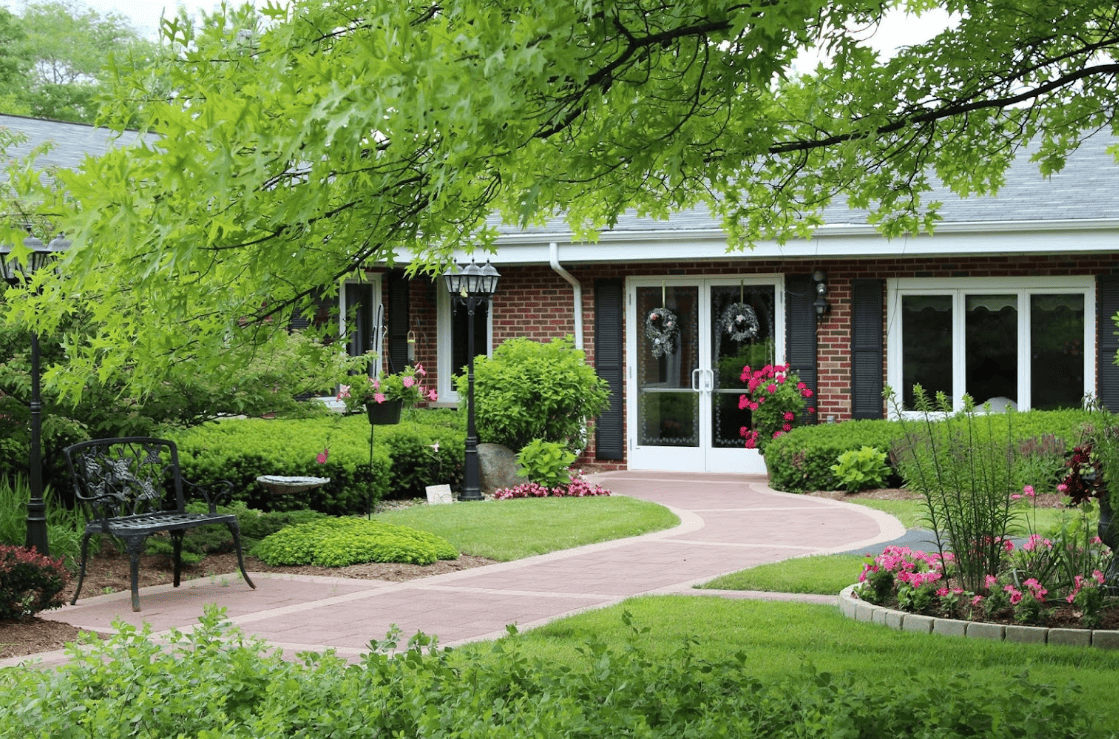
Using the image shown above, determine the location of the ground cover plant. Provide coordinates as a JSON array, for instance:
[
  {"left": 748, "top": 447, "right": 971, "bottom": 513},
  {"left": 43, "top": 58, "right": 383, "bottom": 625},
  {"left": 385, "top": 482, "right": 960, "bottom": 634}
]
[
  {"left": 252, "top": 517, "right": 458, "bottom": 566},
  {"left": 2, "top": 601, "right": 1116, "bottom": 738},
  {"left": 376, "top": 496, "right": 679, "bottom": 561}
]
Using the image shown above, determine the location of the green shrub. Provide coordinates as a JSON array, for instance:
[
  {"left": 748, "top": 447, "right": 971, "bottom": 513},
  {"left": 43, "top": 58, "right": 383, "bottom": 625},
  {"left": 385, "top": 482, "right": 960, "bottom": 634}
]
[
  {"left": 765, "top": 408, "right": 1096, "bottom": 494},
  {"left": 0, "top": 475, "right": 84, "bottom": 570},
  {"left": 516, "top": 439, "right": 576, "bottom": 488},
  {"left": 252, "top": 517, "right": 459, "bottom": 566},
  {"left": 457, "top": 336, "right": 609, "bottom": 452},
  {"left": 171, "top": 412, "right": 464, "bottom": 514},
  {"left": 0, "top": 544, "right": 70, "bottom": 619},
  {"left": 830, "top": 446, "right": 890, "bottom": 492}
]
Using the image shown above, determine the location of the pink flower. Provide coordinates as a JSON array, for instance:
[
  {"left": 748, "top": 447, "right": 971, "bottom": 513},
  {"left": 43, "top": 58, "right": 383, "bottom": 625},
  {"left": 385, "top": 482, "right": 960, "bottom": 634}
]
[
  {"left": 371, "top": 377, "right": 380, "bottom": 390},
  {"left": 971, "top": 595, "right": 984, "bottom": 607},
  {"left": 1023, "top": 485, "right": 1035, "bottom": 497},
  {"left": 336, "top": 385, "right": 351, "bottom": 400},
  {"left": 796, "top": 382, "right": 806, "bottom": 390},
  {"left": 1057, "top": 483, "right": 1068, "bottom": 493},
  {"left": 766, "top": 384, "right": 777, "bottom": 394},
  {"left": 1094, "top": 570, "right": 1107, "bottom": 585},
  {"left": 316, "top": 448, "right": 329, "bottom": 464},
  {"left": 374, "top": 392, "right": 386, "bottom": 404},
  {"left": 1011, "top": 494, "right": 1021, "bottom": 500},
  {"left": 1003, "top": 539, "right": 1014, "bottom": 553},
  {"left": 415, "top": 363, "right": 426, "bottom": 376},
  {"left": 783, "top": 411, "right": 795, "bottom": 421},
  {"left": 402, "top": 376, "right": 416, "bottom": 388},
  {"left": 984, "top": 574, "right": 999, "bottom": 589},
  {"left": 936, "top": 587, "right": 949, "bottom": 597},
  {"left": 427, "top": 389, "right": 438, "bottom": 402}
]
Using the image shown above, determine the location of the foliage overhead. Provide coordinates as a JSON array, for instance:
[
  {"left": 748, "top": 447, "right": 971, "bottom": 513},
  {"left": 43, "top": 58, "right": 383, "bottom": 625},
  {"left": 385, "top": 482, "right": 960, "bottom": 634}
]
[{"left": 2, "top": 0, "right": 1117, "bottom": 398}]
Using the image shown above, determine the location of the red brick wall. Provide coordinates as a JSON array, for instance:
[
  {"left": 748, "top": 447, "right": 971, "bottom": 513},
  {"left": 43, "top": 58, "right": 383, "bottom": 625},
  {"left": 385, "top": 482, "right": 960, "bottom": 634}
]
[{"left": 395, "top": 253, "right": 1115, "bottom": 468}]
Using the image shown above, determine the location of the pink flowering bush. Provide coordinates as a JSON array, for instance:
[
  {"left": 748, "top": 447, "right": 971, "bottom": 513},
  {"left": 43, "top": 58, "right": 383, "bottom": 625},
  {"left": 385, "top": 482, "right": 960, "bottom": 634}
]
[
  {"left": 337, "top": 364, "right": 437, "bottom": 413},
  {"left": 856, "top": 546, "right": 952, "bottom": 615},
  {"left": 737, "top": 364, "right": 815, "bottom": 453},
  {"left": 494, "top": 471, "right": 611, "bottom": 500},
  {"left": 0, "top": 544, "right": 71, "bottom": 619}
]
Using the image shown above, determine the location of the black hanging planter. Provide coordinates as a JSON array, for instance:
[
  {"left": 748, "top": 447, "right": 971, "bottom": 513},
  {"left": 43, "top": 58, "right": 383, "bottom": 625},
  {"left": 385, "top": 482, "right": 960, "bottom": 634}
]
[{"left": 366, "top": 399, "right": 404, "bottom": 425}]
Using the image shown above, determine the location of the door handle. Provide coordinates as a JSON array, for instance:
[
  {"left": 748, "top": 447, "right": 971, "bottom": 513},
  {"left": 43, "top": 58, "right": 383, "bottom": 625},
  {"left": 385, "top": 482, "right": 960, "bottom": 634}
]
[
  {"left": 691, "top": 368, "right": 702, "bottom": 392},
  {"left": 704, "top": 368, "right": 715, "bottom": 392}
]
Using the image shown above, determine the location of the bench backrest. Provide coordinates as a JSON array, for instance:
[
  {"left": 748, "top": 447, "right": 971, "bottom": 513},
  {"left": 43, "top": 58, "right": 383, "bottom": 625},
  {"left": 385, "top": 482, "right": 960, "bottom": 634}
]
[{"left": 64, "top": 437, "right": 186, "bottom": 522}]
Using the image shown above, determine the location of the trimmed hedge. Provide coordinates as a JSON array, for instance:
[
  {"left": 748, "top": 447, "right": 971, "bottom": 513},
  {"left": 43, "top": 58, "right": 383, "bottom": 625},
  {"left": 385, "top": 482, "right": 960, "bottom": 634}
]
[
  {"left": 252, "top": 517, "right": 459, "bottom": 566},
  {"left": 170, "top": 412, "right": 465, "bottom": 515},
  {"left": 765, "top": 408, "right": 1097, "bottom": 493}
]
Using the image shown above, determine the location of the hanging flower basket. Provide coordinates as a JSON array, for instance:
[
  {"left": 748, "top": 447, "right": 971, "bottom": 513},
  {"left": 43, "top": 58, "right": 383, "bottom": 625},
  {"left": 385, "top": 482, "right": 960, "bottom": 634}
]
[
  {"left": 366, "top": 399, "right": 404, "bottom": 425},
  {"left": 644, "top": 307, "right": 679, "bottom": 357},
  {"left": 718, "top": 303, "right": 760, "bottom": 343}
]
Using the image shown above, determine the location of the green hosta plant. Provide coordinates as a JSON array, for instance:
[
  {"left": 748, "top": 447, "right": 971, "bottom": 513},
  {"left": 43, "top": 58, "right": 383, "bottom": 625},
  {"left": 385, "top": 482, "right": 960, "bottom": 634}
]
[
  {"left": 516, "top": 439, "right": 576, "bottom": 488},
  {"left": 830, "top": 446, "right": 890, "bottom": 492},
  {"left": 253, "top": 517, "right": 458, "bottom": 566}
]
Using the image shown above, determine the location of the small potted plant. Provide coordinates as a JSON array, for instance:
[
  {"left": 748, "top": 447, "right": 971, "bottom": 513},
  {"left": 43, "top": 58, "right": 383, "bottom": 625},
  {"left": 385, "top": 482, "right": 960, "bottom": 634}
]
[
  {"left": 737, "top": 363, "right": 815, "bottom": 453},
  {"left": 337, "top": 364, "right": 438, "bottom": 424}
]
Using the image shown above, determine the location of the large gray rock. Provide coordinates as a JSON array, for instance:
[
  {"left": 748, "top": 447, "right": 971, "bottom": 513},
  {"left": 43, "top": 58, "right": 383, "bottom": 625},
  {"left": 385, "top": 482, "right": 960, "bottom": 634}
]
[{"left": 478, "top": 443, "right": 529, "bottom": 493}]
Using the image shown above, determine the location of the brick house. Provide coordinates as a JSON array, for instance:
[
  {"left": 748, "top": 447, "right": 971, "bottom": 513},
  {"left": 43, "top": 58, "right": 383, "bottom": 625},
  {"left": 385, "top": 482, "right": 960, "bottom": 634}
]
[{"left": 5, "top": 114, "right": 1118, "bottom": 475}]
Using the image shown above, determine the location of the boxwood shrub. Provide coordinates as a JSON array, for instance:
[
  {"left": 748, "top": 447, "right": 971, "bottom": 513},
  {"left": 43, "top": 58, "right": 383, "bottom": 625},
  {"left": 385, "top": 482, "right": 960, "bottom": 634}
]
[
  {"left": 252, "top": 517, "right": 459, "bottom": 566},
  {"left": 765, "top": 408, "right": 1097, "bottom": 493},
  {"left": 170, "top": 412, "right": 464, "bottom": 515}
]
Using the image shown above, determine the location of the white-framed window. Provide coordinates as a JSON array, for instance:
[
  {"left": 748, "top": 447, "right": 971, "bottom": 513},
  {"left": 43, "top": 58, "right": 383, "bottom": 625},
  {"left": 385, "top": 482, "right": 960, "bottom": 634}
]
[
  {"left": 339, "top": 274, "right": 383, "bottom": 366},
  {"left": 436, "top": 286, "right": 493, "bottom": 402},
  {"left": 886, "top": 276, "right": 1094, "bottom": 415}
]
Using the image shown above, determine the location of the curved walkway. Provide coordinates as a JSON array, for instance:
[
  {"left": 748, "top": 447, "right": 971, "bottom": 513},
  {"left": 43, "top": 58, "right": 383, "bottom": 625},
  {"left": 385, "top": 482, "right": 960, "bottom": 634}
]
[{"left": 10, "top": 472, "right": 904, "bottom": 668}]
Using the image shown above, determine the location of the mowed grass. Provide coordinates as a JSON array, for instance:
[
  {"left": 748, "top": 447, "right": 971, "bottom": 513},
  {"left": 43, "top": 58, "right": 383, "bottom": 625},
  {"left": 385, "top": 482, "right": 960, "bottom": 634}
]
[
  {"left": 699, "top": 553, "right": 867, "bottom": 594},
  {"left": 845, "top": 495, "right": 1073, "bottom": 534},
  {"left": 376, "top": 496, "right": 679, "bottom": 560},
  {"left": 462, "top": 596, "right": 1119, "bottom": 712}
]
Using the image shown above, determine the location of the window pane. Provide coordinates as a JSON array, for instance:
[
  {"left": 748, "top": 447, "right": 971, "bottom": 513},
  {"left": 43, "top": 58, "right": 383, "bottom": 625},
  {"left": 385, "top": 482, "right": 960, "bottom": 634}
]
[
  {"left": 965, "top": 294, "right": 1017, "bottom": 409},
  {"left": 451, "top": 301, "right": 489, "bottom": 377},
  {"left": 1031, "top": 294, "right": 1084, "bottom": 410},
  {"left": 902, "top": 295, "right": 952, "bottom": 409}
]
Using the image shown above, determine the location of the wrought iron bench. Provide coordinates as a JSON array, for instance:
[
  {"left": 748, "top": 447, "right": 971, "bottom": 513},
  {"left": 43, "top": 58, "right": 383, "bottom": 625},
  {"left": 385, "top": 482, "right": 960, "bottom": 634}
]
[{"left": 63, "top": 437, "right": 256, "bottom": 611}]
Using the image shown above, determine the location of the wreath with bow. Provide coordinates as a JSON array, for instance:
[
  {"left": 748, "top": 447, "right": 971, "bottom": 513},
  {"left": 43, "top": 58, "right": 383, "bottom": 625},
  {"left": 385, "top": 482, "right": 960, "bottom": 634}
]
[
  {"left": 644, "top": 308, "right": 679, "bottom": 357},
  {"left": 718, "top": 303, "right": 760, "bottom": 343}
]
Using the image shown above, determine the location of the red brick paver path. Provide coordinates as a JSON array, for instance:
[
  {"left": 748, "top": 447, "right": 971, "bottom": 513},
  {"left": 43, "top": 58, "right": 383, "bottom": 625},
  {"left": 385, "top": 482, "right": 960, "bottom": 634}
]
[{"left": 10, "top": 472, "right": 902, "bottom": 668}]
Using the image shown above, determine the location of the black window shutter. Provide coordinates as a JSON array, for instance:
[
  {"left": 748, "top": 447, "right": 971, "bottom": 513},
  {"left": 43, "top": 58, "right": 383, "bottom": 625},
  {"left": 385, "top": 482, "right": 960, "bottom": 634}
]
[
  {"left": 851, "top": 279, "right": 885, "bottom": 419},
  {"left": 785, "top": 274, "right": 818, "bottom": 423},
  {"left": 386, "top": 270, "right": 410, "bottom": 374},
  {"left": 1098, "top": 275, "right": 1119, "bottom": 412},
  {"left": 594, "top": 279, "right": 625, "bottom": 460}
]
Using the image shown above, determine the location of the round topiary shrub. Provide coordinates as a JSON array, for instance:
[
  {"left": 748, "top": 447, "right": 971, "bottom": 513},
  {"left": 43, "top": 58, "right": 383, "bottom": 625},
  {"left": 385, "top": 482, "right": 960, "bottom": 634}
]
[{"left": 252, "top": 517, "right": 458, "bottom": 566}]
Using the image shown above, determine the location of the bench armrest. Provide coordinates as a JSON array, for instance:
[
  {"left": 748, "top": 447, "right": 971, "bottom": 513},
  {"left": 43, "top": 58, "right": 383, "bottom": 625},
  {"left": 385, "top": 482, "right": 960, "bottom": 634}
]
[{"left": 183, "top": 479, "right": 236, "bottom": 514}]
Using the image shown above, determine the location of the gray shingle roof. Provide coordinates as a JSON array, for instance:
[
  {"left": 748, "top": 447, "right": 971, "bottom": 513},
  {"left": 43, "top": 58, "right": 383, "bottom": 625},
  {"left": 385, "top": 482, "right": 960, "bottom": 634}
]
[{"left": 1, "top": 114, "right": 151, "bottom": 171}]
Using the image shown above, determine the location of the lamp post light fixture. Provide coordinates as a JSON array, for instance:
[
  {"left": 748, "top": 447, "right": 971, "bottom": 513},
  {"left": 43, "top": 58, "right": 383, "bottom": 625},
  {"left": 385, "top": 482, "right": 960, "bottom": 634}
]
[
  {"left": 442, "top": 259, "right": 500, "bottom": 501},
  {"left": 812, "top": 269, "right": 829, "bottom": 321},
  {"left": 0, "top": 233, "right": 69, "bottom": 556}
]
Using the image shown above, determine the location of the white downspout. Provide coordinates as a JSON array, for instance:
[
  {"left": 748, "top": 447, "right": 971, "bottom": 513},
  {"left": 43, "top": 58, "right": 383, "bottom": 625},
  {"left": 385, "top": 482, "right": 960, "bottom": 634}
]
[{"left": 548, "top": 241, "right": 584, "bottom": 350}]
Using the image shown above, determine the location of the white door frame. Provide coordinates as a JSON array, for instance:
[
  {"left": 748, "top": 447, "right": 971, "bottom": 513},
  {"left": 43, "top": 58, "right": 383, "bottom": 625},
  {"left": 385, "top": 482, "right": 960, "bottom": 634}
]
[{"left": 625, "top": 274, "right": 785, "bottom": 473}]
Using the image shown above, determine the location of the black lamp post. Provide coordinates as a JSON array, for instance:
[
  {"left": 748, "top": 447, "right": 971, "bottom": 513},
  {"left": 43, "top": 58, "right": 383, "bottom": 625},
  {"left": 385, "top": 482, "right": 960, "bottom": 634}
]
[
  {"left": 442, "top": 259, "right": 500, "bottom": 501},
  {"left": 0, "top": 234, "right": 69, "bottom": 556}
]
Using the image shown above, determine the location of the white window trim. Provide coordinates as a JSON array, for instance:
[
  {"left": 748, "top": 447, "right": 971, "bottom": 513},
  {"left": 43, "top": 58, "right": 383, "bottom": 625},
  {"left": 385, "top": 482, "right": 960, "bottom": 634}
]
[
  {"left": 437, "top": 286, "right": 494, "bottom": 403},
  {"left": 886, "top": 275, "right": 1095, "bottom": 417},
  {"left": 339, "top": 274, "right": 384, "bottom": 366}
]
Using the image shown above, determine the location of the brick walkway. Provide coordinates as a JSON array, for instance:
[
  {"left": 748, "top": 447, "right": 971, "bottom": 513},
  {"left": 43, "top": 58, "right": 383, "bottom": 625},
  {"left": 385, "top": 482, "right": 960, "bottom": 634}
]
[{"left": 10, "top": 472, "right": 902, "bottom": 668}]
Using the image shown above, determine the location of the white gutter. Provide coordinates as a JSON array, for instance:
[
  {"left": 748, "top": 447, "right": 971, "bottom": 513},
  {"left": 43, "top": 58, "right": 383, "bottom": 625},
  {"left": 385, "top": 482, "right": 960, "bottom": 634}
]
[{"left": 549, "top": 241, "right": 584, "bottom": 350}]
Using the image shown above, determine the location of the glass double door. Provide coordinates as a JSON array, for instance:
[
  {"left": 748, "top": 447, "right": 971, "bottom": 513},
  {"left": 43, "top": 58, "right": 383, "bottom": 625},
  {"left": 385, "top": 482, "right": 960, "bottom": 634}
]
[{"left": 627, "top": 277, "right": 782, "bottom": 473}]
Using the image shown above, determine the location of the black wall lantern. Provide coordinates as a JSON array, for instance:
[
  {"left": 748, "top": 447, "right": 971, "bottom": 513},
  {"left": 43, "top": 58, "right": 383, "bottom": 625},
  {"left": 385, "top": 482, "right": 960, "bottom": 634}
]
[
  {"left": 812, "top": 269, "right": 829, "bottom": 321},
  {"left": 441, "top": 259, "right": 500, "bottom": 501},
  {"left": 0, "top": 234, "right": 69, "bottom": 555}
]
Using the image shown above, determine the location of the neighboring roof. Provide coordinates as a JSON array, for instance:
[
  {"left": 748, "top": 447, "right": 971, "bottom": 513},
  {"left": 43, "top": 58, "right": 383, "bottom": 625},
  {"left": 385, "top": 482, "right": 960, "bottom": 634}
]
[{"left": 0, "top": 114, "right": 151, "bottom": 170}]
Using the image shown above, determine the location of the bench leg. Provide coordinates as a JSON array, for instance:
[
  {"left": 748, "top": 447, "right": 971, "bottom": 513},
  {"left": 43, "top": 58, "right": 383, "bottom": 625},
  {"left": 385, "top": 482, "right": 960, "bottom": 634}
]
[
  {"left": 70, "top": 532, "right": 93, "bottom": 606},
  {"left": 171, "top": 529, "right": 185, "bottom": 587},
  {"left": 122, "top": 535, "right": 146, "bottom": 612},
  {"left": 226, "top": 522, "right": 256, "bottom": 591}
]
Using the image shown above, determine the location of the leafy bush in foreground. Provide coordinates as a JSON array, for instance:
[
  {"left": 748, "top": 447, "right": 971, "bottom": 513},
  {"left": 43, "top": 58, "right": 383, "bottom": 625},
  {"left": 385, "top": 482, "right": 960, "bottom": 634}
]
[
  {"left": 252, "top": 517, "right": 459, "bottom": 566},
  {"left": 0, "top": 607, "right": 1109, "bottom": 738}
]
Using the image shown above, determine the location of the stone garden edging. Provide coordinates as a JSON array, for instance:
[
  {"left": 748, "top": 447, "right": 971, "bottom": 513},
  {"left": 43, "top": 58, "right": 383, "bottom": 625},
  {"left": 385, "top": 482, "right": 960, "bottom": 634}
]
[{"left": 838, "top": 586, "right": 1119, "bottom": 650}]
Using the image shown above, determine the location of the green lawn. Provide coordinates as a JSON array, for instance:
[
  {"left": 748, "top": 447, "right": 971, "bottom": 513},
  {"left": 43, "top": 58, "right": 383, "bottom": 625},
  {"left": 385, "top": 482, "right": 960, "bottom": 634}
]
[
  {"left": 844, "top": 496, "right": 1072, "bottom": 533},
  {"left": 463, "top": 596, "right": 1119, "bottom": 713},
  {"left": 699, "top": 553, "right": 867, "bottom": 594},
  {"left": 376, "top": 496, "right": 679, "bottom": 560}
]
